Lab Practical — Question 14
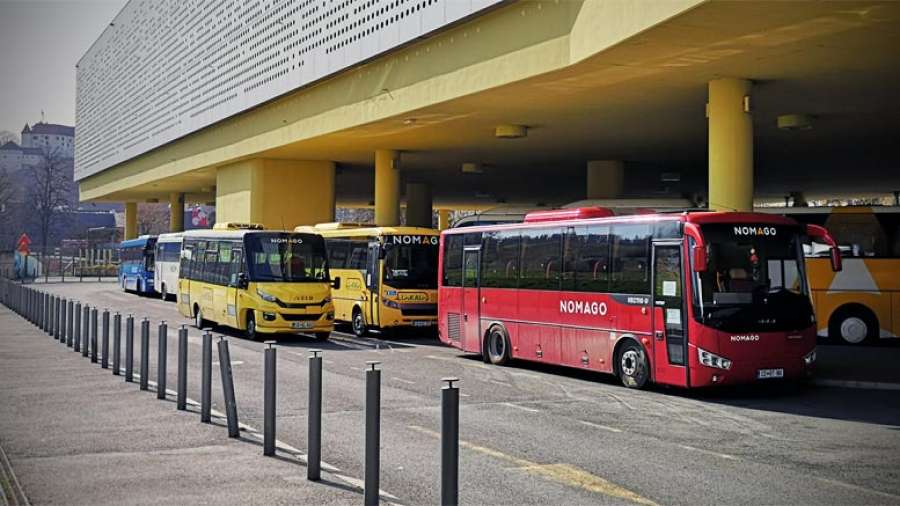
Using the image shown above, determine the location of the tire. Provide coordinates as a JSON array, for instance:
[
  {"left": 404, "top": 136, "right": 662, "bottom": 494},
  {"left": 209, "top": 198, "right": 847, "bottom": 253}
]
[
  {"left": 829, "top": 306, "right": 878, "bottom": 345},
  {"left": 352, "top": 307, "right": 367, "bottom": 337},
  {"left": 617, "top": 340, "right": 650, "bottom": 389},
  {"left": 194, "top": 306, "right": 205, "bottom": 329},
  {"left": 485, "top": 325, "right": 510, "bottom": 366},
  {"left": 245, "top": 312, "right": 257, "bottom": 341},
  {"left": 315, "top": 332, "right": 330, "bottom": 341},
  {"left": 160, "top": 283, "right": 168, "bottom": 301}
]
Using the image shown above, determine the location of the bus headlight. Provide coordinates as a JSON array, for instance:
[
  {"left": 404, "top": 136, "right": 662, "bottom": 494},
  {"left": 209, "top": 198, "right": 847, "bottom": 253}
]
[
  {"left": 256, "top": 288, "right": 277, "bottom": 303},
  {"left": 698, "top": 348, "right": 732, "bottom": 370},
  {"left": 384, "top": 299, "right": 401, "bottom": 309},
  {"left": 803, "top": 349, "right": 817, "bottom": 366}
]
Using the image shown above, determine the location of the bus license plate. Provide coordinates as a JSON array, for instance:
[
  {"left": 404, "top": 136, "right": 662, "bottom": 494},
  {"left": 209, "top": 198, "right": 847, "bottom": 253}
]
[
  {"left": 412, "top": 321, "right": 433, "bottom": 327},
  {"left": 291, "top": 321, "right": 314, "bottom": 330},
  {"left": 757, "top": 368, "right": 784, "bottom": 379}
]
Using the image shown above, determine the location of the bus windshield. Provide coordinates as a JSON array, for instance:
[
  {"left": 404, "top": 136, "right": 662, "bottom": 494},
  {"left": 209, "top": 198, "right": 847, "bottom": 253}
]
[
  {"left": 693, "top": 224, "right": 813, "bottom": 332},
  {"left": 382, "top": 239, "right": 439, "bottom": 289},
  {"left": 245, "top": 233, "right": 329, "bottom": 282}
]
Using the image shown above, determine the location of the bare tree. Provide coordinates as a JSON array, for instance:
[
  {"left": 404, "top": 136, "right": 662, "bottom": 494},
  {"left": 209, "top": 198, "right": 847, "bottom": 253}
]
[
  {"left": 28, "top": 147, "right": 73, "bottom": 257},
  {"left": 0, "top": 130, "right": 19, "bottom": 146},
  {"left": 137, "top": 202, "right": 170, "bottom": 235}
]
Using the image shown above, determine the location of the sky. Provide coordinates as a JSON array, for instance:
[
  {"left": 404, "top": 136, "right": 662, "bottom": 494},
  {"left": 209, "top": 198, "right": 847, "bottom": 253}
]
[{"left": 0, "top": 0, "right": 127, "bottom": 139}]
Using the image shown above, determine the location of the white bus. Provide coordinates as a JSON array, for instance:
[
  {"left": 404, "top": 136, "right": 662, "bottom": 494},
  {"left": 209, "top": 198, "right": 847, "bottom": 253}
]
[{"left": 154, "top": 232, "right": 183, "bottom": 301}]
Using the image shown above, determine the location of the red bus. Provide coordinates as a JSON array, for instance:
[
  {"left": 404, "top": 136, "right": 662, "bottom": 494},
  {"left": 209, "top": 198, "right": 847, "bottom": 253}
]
[{"left": 437, "top": 208, "right": 842, "bottom": 388}]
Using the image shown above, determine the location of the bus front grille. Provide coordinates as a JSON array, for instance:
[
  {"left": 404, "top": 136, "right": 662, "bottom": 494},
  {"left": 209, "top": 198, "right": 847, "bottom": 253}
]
[
  {"left": 401, "top": 304, "right": 437, "bottom": 317},
  {"left": 280, "top": 313, "right": 322, "bottom": 322}
]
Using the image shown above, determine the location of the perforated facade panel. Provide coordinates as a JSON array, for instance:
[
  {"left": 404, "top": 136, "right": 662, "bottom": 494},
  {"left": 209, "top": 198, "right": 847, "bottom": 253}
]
[{"left": 75, "top": 0, "right": 503, "bottom": 181}]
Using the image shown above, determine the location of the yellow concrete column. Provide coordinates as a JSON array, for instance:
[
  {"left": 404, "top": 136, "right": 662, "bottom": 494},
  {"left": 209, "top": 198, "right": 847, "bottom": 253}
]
[
  {"left": 405, "top": 182, "right": 433, "bottom": 228},
  {"left": 586, "top": 160, "right": 624, "bottom": 199},
  {"left": 437, "top": 209, "right": 451, "bottom": 231},
  {"left": 169, "top": 192, "right": 185, "bottom": 232},
  {"left": 708, "top": 78, "right": 753, "bottom": 212},
  {"left": 374, "top": 149, "right": 400, "bottom": 226},
  {"left": 124, "top": 202, "right": 138, "bottom": 240},
  {"left": 215, "top": 158, "right": 335, "bottom": 230}
]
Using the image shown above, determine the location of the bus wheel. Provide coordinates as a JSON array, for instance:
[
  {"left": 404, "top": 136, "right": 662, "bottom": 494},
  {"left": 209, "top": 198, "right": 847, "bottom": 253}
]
[
  {"left": 829, "top": 305, "right": 877, "bottom": 345},
  {"left": 194, "top": 306, "right": 205, "bottom": 329},
  {"left": 352, "top": 308, "right": 367, "bottom": 337},
  {"left": 617, "top": 341, "right": 649, "bottom": 389},
  {"left": 315, "top": 332, "right": 330, "bottom": 341},
  {"left": 160, "top": 284, "right": 167, "bottom": 301},
  {"left": 245, "top": 313, "right": 257, "bottom": 341},
  {"left": 485, "top": 326, "right": 510, "bottom": 366}
]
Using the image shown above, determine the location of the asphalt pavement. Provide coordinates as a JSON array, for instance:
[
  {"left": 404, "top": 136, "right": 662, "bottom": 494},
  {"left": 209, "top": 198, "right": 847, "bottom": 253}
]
[{"left": 4, "top": 281, "right": 900, "bottom": 505}]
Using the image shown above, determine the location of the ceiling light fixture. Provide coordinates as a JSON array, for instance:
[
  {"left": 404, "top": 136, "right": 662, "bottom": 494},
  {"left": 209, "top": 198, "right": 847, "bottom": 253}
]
[{"left": 495, "top": 124, "right": 527, "bottom": 139}]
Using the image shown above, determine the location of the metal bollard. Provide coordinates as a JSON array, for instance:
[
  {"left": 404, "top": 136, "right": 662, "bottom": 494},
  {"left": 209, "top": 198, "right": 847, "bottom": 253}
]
[
  {"left": 113, "top": 313, "right": 122, "bottom": 375},
  {"left": 217, "top": 337, "right": 240, "bottom": 438},
  {"left": 90, "top": 308, "right": 98, "bottom": 363},
  {"left": 263, "top": 341, "right": 277, "bottom": 456},
  {"left": 140, "top": 318, "right": 150, "bottom": 390},
  {"left": 81, "top": 305, "right": 90, "bottom": 358},
  {"left": 200, "top": 332, "right": 212, "bottom": 423},
  {"left": 42, "top": 293, "right": 47, "bottom": 331},
  {"left": 177, "top": 325, "right": 188, "bottom": 410},
  {"left": 101, "top": 309, "right": 110, "bottom": 368},
  {"left": 365, "top": 361, "right": 381, "bottom": 506},
  {"left": 49, "top": 296, "right": 56, "bottom": 337},
  {"left": 54, "top": 296, "right": 60, "bottom": 339},
  {"left": 74, "top": 302, "right": 82, "bottom": 352},
  {"left": 125, "top": 315, "right": 134, "bottom": 382},
  {"left": 66, "top": 300, "right": 74, "bottom": 347},
  {"left": 157, "top": 321, "right": 168, "bottom": 400},
  {"left": 308, "top": 349, "right": 323, "bottom": 481},
  {"left": 442, "top": 378, "right": 460, "bottom": 506},
  {"left": 56, "top": 297, "right": 63, "bottom": 342}
]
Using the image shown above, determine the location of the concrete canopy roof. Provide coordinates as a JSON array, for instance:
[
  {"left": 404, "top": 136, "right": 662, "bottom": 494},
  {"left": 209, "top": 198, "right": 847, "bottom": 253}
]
[{"left": 80, "top": 0, "right": 900, "bottom": 207}]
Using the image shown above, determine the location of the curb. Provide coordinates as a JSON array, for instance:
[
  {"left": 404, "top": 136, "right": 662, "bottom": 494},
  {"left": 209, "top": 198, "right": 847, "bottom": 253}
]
[
  {"left": 0, "top": 440, "right": 30, "bottom": 506},
  {"left": 813, "top": 379, "right": 900, "bottom": 391}
]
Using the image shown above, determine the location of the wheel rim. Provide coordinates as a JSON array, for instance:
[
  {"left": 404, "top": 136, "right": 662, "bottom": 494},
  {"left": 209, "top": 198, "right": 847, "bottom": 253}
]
[
  {"left": 621, "top": 349, "right": 639, "bottom": 377},
  {"left": 161, "top": 286, "right": 167, "bottom": 299},
  {"left": 840, "top": 316, "right": 868, "bottom": 344},
  {"left": 247, "top": 318, "right": 255, "bottom": 337},
  {"left": 353, "top": 312, "right": 364, "bottom": 334},
  {"left": 195, "top": 310, "right": 202, "bottom": 328},
  {"left": 490, "top": 331, "right": 505, "bottom": 360}
]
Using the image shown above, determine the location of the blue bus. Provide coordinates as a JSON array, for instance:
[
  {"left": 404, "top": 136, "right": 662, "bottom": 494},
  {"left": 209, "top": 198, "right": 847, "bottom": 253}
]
[{"left": 119, "top": 236, "right": 157, "bottom": 294}]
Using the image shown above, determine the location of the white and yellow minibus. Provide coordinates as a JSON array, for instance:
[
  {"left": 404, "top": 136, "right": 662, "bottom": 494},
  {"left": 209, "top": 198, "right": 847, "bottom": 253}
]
[
  {"left": 177, "top": 224, "right": 337, "bottom": 340},
  {"left": 298, "top": 223, "right": 439, "bottom": 336}
]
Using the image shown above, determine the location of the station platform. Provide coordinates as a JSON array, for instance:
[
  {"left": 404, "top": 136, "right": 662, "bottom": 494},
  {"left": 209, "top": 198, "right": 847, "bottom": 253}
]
[{"left": 0, "top": 306, "right": 359, "bottom": 506}]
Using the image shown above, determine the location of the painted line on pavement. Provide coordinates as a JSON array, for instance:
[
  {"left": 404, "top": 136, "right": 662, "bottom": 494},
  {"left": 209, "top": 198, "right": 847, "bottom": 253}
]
[
  {"left": 408, "top": 425, "right": 659, "bottom": 506},
  {"left": 578, "top": 420, "right": 623, "bottom": 433},
  {"left": 677, "top": 444, "right": 738, "bottom": 461},
  {"left": 391, "top": 377, "right": 416, "bottom": 385},
  {"left": 502, "top": 402, "right": 541, "bottom": 413},
  {"left": 813, "top": 378, "right": 900, "bottom": 391}
]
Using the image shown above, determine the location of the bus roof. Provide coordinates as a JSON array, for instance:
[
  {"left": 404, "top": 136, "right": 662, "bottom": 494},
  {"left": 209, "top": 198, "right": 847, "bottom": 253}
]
[
  {"left": 301, "top": 225, "right": 439, "bottom": 238},
  {"left": 120, "top": 236, "right": 156, "bottom": 248},
  {"left": 180, "top": 229, "right": 317, "bottom": 240},
  {"left": 441, "top": 210, "right": 799, "bottom": 234},
  {"left": 156, "top": 232, "right": 184, "bottom": 242}
]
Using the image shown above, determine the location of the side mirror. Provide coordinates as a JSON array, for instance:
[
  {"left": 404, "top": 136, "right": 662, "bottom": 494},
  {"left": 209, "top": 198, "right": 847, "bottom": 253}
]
[
  {"left": 692, "top": 245, "right": 708, "bottom": 273},
  {"left": 378, "top": 244, "right": 391, "bottom": 259},
  {"left": 238, "top": 272, "right": 249, "bottom": 289},
  {"left": 830, "top": 247, "right": 842, "bottom": 272},
  {"left": 806, "top": 224, "right": 842, "bottom": 272},
  {"left": 332, "top": 276, "right": 341, "bottom": 290}
]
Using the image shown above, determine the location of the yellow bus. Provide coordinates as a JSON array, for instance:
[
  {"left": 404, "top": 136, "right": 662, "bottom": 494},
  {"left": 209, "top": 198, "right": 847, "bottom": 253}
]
[
  {"left": 177, "top": 224, "right": 337, "bottom": 340},
  {"left": 762, "top": 206, "right": 900, "bottom": 345},
  {"left": 299, "top": 223, "right": 439, "bottom": 337}
]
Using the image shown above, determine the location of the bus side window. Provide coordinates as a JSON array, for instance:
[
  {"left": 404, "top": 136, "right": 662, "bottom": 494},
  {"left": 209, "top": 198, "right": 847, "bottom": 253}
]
[
  {"left": 610, "top": 224, "right": 651, "bottom": 294},
  {"left": 442, "top": 234, "right": 464, "bottom": 287}
]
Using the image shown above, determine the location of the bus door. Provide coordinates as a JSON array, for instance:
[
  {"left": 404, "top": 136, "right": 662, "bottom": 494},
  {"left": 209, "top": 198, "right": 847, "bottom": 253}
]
[
  {"left": 225, "top": 245, "right": 243, "bottom": 328},
  {"left": 651, "top": 242, "right": 689, "bottom": 386},
  {"left": 366, "top": 242, "right": 381, "bottom": 327},
  {"left": 461, "top": 246, "right": 481, "bottom": 353}
]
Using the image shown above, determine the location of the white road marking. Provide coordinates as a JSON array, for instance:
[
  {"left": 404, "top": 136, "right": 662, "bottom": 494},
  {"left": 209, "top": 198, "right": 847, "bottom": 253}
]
[
  {"left": 391, "top": 377, "right": 416, "bottom": 385},
  {"left": 509, "top": 371, "right": 539, "bottom": 379},
  {"left": 489, "top": 380, "right": 511, "bottom": 387},
  {"left": 677, "top": 444, "right": 738, "bottom": 461},
  {"left": 211, "top": 360, "right": 244, "bottom": 366},
  {"left": 503, "top": 402, "right": 540, "bottom": 413},
  {"left": 578, "top": 420, "right": 623, "bottom": 433}
]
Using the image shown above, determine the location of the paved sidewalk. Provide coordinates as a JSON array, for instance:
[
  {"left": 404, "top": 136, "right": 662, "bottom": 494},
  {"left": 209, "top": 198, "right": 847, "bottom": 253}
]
[{"left": 0, "top": 306, "right": 359, "bottom": 505}]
